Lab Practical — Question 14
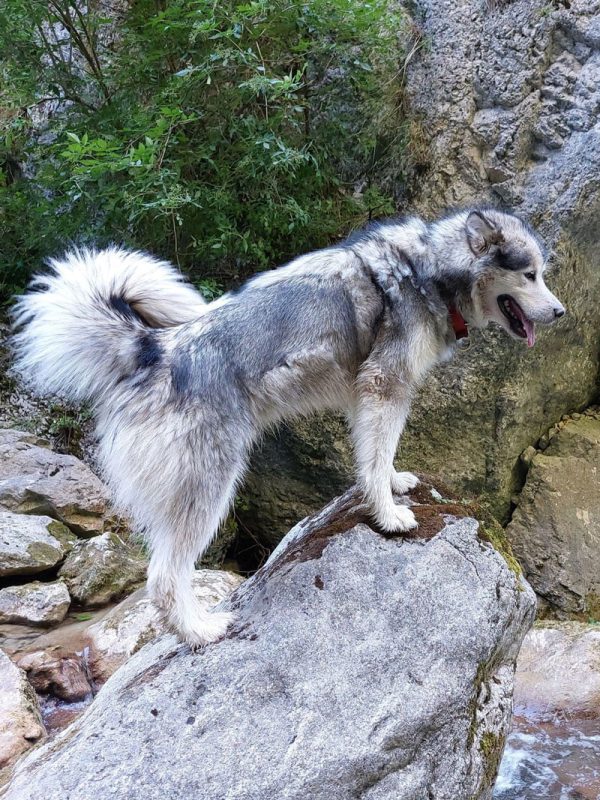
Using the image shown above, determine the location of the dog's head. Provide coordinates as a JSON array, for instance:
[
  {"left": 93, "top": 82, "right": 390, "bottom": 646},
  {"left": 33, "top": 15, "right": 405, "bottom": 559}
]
[{"left": 465, "top": 209, "right": 565, "bottom": 347}]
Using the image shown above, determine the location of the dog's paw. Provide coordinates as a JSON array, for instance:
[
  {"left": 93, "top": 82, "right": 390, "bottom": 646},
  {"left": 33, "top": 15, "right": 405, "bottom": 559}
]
[
  {"left": 180, "top": 610, "right": 236, "bottom": 650},
  {"left": 391, "top": 471, "right": 419, "bottom": 495},
  {"left": 375, "top": 502, "right": 418, "bottom": 533}
]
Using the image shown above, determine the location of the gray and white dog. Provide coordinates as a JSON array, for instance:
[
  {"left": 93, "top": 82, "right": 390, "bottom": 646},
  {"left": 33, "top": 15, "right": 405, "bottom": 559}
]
[{"left": 12, "top": 208, "right": 565, "bottom": 647}]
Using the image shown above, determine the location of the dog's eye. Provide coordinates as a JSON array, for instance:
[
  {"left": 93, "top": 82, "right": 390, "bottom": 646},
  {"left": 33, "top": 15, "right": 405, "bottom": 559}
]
[{"left": 524, "top": 271, "right": 536, "bottom": 281}]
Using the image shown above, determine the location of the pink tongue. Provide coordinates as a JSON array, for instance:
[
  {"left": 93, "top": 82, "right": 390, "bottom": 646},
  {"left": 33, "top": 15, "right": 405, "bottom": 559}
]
[
  {"left": 524, "top": 319, "right": 536, "bottom": 348},
  {"left": 510, "top": 299, "right": 536, "bottom": 347}
]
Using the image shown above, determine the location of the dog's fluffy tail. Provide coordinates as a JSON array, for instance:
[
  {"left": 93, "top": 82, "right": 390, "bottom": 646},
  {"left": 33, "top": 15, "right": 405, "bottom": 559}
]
[{"left": 12, "top": 247, "right": 207, "bottom": 404}]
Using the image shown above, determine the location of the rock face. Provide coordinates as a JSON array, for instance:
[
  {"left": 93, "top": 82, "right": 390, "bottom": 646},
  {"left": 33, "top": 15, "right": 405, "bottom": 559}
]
[
  {"left": 3, "top": 488, "right": 535, "bottom": 800},
  {"left": 400, "top": 0, "right": 600, "bottom": 513},
  {"left": 513, "top": 622, "right": 600, "bottom": 721},
  {"left": 58, "top": 532, "right": 147, "bottom": 607},
  {"left": 240, "top": 0, "right": 600, "bottom": 541},
  {"left": 506, "top": 409, "right": 600, "bottom": 617},
  {"left": 0, "top": 512, "right": 75, "bottom": 577},
  {"left": 0, "top": 650, "right": 45, "bottom": 770},
  {"left": 0, "top": 581, "right": 70, "bottom": 627},
  {"left": 86, "top": 569, "right": 244, "bottom": 684},
  {"left": 0, "top": 429, "right": 111, "bottom": 536}
]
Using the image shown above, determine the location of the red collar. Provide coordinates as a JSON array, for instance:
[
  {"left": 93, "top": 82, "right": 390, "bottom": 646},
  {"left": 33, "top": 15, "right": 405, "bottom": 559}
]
[{"left": 448, "top": 304, "right": 469, "bottom": 340}]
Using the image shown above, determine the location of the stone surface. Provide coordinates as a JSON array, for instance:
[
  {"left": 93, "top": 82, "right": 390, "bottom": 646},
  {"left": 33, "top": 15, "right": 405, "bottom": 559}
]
[
  {"left": 58, "top": 532, "right": 147, "bottom": 607},
  {"left": 0, "top": 512, "right": 75, "bottom": 577},
  {"left": 506, "top": 408, "right": 600, "bottom": 617},
  {"left": 17, "top": 650, "right": 92, "bottom": 703},
  {"left": 3, "top": 488, "right": 535, "bottom": 800},
  {"left": 513, "top": 622, "right": 600, "bottom": 721},
  {"left": 86, "top": 569, "right": 244, "bottom": 684},
  {"left": 241, "top": 0, "right": 600, "bottom": 541},
  {"left": 0, "top": 649, "right": 45, "bottom": 770},
  {"left": 0, "top": 581, "right": 70, "bottom": 627},
  {"left": 0, "top": 429, "right": 111, "bottom": 536}
]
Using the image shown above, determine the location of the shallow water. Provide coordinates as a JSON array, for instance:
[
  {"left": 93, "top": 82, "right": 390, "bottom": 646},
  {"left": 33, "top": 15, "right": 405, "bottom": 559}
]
[{"left": 494, "top": 715, "right": 600, "bottom": 800}]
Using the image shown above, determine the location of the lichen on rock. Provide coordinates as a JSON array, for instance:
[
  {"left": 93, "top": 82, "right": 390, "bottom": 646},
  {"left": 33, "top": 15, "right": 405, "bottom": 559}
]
[{"left": 58, "top": 531, "right": 147, "bottom": 607}]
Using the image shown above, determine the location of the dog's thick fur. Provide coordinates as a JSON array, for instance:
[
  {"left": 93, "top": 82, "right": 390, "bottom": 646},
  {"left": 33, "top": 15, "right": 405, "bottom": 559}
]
[{"left": 12, "top": 208, "right": 565, "bottom": 646}]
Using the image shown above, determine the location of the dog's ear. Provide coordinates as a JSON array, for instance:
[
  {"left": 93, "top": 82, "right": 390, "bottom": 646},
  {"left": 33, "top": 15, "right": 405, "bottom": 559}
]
[{"left": 465, "top": 211, "right": 504, "bottom": 256}]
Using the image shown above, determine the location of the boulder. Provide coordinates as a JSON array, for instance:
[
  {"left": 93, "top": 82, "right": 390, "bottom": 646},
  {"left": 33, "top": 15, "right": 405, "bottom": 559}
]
[
  {"left": 0, "top": 649, "right": 45, "bottom": 770},
  {"left": 0, "top": 581, "right": 70, "bottom": 627},
  {"left": 17, "top": 650, "right": 92, "bottom": 703},
  {"left": 58, "top": 532, "right": 147, "bottom": 607},
  {"left": 0, "top": 512, "right": 75, "bottom": 577},
  {"left": 240, "top": 0, "right": 600, "bottom": 541},
  {"left": 506, "top": 408, "right": 600, "bottom": 617},
  {"left": 3, "top": 487, "right": 535, "bottom": 800},
  {"left": 0, "top": 429, "right": 111, "bottom": 536},
  {"left": 513, "top": 621, "right": 600, "bottom": 721},
  {"left": 86, "top": 569, "right": 244, "bottom": 684}
]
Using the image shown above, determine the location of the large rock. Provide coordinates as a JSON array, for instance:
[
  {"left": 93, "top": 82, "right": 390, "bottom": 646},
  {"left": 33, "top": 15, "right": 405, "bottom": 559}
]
[
  {"left": 58, "top": 532, "right": 147, "bottom": 607},
  {"left": 0, "top": 581, "right": 70, "bottom": 627},
  {"left": 0, "top": 512, "right": 75, "bottom": 577},
  {"left": 513, "top": 621, "right": 600, "bottom": 721},
  {"left": 3, "top": 488, "right": 535, "bottom": 800},
  {"left": 0, "top": 429, "right": 111, "bottom": 536},
  {"left": 240, "top": 0, "right": 600, "bottom": 541},
  {"left": 86, "top": 569, "right": 244, "bottom": 684},
  {"left": 0, "top": 649, "right": 45, "bottom": 770},
  {"left": 506, "top": 408, "right": 600, "bottom": 617}
]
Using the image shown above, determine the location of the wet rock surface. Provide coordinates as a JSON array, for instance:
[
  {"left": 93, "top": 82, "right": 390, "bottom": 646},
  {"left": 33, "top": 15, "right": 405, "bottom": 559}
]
[
  {"left": 513, "top": 621, "right": 600, "bottom": 722},
  {"left": 0, "top": 429, "right": 111, "bottom": 536},
  {"left": 58, "top": 532, "right": 147, "bottom": 607},
  {"left": 17, "top": 650, "right": 93, "bottom": 703},
  {"left": 0, "top": 581, "right": 70, "bottom": 627},
  {"left": 2, "top": 487, "right": 535, "bottom": 800},
  {"left": 506, "top": 408, "right": 600, "bottom": 618}
]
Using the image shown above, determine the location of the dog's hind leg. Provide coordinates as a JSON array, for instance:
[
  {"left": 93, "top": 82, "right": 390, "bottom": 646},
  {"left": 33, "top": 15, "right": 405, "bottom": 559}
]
[
  {"left": 102, "top": 412, "right": 249, "bottom": 648},
  {"left": 144, "top": 433, "right": 248, "bottom": 648}
]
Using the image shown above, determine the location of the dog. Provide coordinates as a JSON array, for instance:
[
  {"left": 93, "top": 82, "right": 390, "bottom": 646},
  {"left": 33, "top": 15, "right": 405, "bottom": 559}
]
[{"left": 12, "top": 207, "right": 565, "bottom": 647}]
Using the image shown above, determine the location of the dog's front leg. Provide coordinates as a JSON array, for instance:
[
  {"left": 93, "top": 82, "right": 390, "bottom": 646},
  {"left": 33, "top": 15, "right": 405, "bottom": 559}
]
[{"left": 351, "top": 374, "right": 417, "bottom": 533}]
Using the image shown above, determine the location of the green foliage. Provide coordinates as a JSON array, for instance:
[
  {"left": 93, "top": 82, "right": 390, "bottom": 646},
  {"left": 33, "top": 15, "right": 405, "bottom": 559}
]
[{"left": 0, "top": 0, "right": 416, "bottom": 302}]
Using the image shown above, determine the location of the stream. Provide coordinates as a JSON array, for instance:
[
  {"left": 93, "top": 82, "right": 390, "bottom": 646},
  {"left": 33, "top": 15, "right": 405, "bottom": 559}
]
[{"left": 494, "top": 714, "right": 600, "bottom": 800}]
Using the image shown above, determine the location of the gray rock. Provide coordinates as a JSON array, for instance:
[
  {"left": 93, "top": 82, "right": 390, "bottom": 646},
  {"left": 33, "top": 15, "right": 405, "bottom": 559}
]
[
  {"left": 0, "top": 429, "right": 111, "bottom": 536},
  {"left": 3, "top": 489, "right": 535, "bottom": 800},
  {"left": 513, "top": 622, "right": 600, "bottom": 721},
  {"left": 506, "top": 408, "right": 600, "bottom": 616},
  {"left": 58, "top": 532, "right": 147, "bottom": 607},
  {"left": 241, "top": 0, "right": 600, "bottom": 539},
  {"left": 0, "top": 649, "right": 45, "bottom": 770},
  {"left": 0, "top": 581, "right": 70, "bottom": 627},
  {"left": 85, "top": 569, "right": 243, "bottom": 684},
  {"left": 0, "top": 512, "right": 75, "bottom": 577}
]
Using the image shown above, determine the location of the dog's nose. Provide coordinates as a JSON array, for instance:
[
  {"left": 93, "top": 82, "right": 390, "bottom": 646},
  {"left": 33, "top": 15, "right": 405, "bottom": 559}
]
[{"left": 554, "top": 306, "right": 565, "bottom": 318}]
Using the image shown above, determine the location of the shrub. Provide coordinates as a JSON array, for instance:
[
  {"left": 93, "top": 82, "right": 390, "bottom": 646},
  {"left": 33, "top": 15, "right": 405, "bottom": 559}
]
[{"left": 0, "top": 0, "right": 416, "bottom": 302}]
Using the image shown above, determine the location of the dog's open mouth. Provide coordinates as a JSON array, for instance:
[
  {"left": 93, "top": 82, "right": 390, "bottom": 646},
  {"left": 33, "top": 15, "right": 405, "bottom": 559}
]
[{"left": 497, "top": 294, "right": 536, "bottom": 348}]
